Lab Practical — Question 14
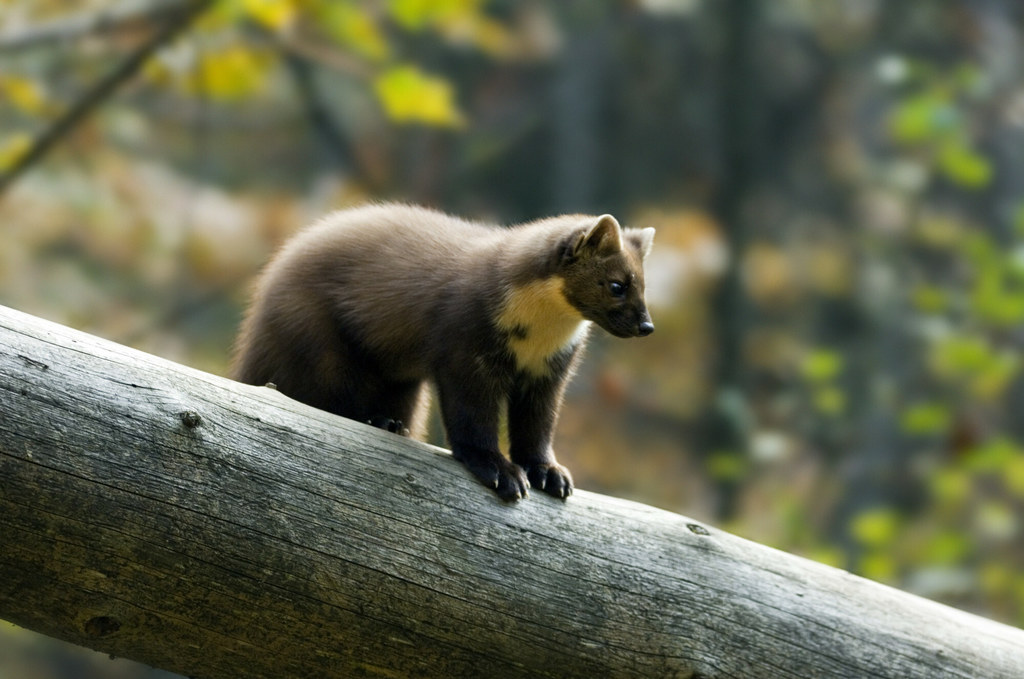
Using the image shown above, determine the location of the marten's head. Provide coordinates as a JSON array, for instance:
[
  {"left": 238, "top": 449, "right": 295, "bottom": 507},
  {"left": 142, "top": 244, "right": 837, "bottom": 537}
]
[{"left": 560, "top": 215, "right": 655, "bottom": 339}]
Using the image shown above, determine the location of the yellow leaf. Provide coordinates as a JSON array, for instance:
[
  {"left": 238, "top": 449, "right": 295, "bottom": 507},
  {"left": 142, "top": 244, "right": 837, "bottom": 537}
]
[
  {"left": 373, "top": 65, "right": 465, "bottom": 128},
  {"left": 389, "top": 0, "right": 460, "bottom": 30},
  {"left": 196, "top": 0, "right": 245, "bottom": 30},
  {"left": 0, "top": 133, "right": 31, "bottom": 170},
  {"left": 468, "top": 16, "right": 513, "bottom": 58},
  {"left": 243, "top": 0, "right": 297, "bottom": 30},
  {"left": 385, "top": 0, "right": 519, "bottom": 61},
  {"left": 388, "top": 0, "right": 511, "bottom": 55},
  {"left": 323, "top": 3, "right": 391, "bottom": 62},
  {"left": 745, "top": 244, "right": 797, "bottom": 305},
  {"left": 0, "top": 76, "right": 47, "bottom": 115},
  {"left": 187, "top": 46, "right": 273, "bottom": 100}
]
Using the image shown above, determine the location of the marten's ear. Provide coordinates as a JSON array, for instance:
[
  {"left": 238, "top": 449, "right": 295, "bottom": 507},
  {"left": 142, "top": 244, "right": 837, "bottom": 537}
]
[
  {"left": 573, "top": 214, "right": 623, "bottom": 259},
  {"left": 625, "top": 227, "right": 655, "bottom": 260}
]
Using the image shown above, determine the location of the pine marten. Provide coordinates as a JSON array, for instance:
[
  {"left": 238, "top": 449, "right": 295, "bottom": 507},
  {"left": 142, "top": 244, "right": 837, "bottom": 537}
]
[{"left": 231, "top": 204, "right": 655, "bottom": 501}]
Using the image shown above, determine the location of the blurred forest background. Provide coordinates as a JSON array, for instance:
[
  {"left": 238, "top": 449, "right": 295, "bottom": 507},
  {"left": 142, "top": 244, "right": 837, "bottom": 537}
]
[{"left": 2, "top": 0, "right": 1024, "bottom": 676}]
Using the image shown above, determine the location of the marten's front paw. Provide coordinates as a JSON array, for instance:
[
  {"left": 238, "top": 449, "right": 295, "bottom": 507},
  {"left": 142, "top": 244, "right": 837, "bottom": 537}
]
[
  {"left": 522, "top": 462, "right": 573, "bottom": 499},
  {"left": 458, "top": 454, "right": 530, "bottom": 501}
]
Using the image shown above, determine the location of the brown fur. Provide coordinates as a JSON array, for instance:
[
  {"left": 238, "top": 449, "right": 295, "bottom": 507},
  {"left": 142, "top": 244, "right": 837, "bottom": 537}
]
[{"left": 231, "top": 203, "right": 654, "bottom": 500}]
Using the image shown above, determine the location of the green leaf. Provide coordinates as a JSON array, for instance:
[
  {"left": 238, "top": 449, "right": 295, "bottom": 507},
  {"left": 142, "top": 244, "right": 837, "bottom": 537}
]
[
  {"left": 930, "top": 468, "right": 971, "bottom": 506},
  {"left": 858, "top": 552, "right": 898, "bottom": 583},
  {"left": 970, "top": 352, "right": 1020, "bottom": 399},
  {"left": 1005, "top": 457, "right": 1024, "bottom": 498},
  {"left": 964, "top": 438, "right": 1019, "bottom": 473},
  {"left": 900, "top": 402, "right": 951, "bottom": 435},
  {"left": 888, "top": 93, "right": 958, "bottom": 143},
  {"left": 800, "top": 349, "right": 843, "bottom": 382},
  {"left": 812, "top": 387, "right": 846, "bottom": 416},
  {"left": 924, "top": 531, "right": 971, "bottom": 565},
  {"left": 939, "top": 141, "right": 993, "bottom": 189},
  {"left": 931, "top": 334, "right": 993, "bottom": 377},
  {"left": 851, "top": 508, "right": 901, "bottom": 548},
  {"left": 952, "top": 63, "right": 984, "bottom": 93},
  {"left": 910, "top": 285, "right": 949, "bottom": 314},
  {"left": 970, "top": 266, "right": 1024, "bottom": 326},
  {"left": 963, "top": 231, "right": 998, "bottom": 267},
  {"left": 706, "top": 450, "right": 748, "bottom": 482},
  {"left": 806, "top": 546, "right": 844, "bottom": 569},
  {"left": 1013, "top": 204, "right": 1024, "bottom": 239}
]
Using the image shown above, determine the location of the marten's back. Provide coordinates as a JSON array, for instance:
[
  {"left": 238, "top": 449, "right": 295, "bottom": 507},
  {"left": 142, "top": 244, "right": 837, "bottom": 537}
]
[{"left": 231, "top": 204, "right": 507, "bottom": 387}]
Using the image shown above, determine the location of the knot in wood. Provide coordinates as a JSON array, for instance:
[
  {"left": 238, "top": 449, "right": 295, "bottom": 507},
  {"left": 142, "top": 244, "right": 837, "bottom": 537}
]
[
  {"left": 84, "top": 615, "right": 121, "bottom": 637},
  {"left": 179, "top": 410, "right": 203, "bottom": 428}
]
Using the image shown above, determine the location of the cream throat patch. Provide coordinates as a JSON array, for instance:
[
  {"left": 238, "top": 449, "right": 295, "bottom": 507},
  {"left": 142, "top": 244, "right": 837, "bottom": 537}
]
[{"left": 496, "top": 277, "right": 590, "bottom": 376}]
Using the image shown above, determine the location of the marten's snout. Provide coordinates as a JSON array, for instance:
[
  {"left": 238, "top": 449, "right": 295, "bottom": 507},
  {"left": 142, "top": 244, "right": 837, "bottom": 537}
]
[{"left": 634, "top": 306, "right": 654, "bottom": 337}]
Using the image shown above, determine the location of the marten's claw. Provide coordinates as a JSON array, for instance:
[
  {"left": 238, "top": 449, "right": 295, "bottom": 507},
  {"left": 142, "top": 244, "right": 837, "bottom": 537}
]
[
  {"left": 523, "top": 462, "right": 573, "bottom": 500},
  {"left": 489, "top": 459, "right": 530, "bottom": 501},
  {"left": 495, "top": 468, "right": 530, "bottom": 501},
  {"left": 457, "top": 453, "right": 530, "bottom": 501}
]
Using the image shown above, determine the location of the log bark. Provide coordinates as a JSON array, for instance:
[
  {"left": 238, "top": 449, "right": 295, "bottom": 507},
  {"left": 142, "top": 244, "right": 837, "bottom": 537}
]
[{"left": 0, "top": 303, "right": 1022, "bottom": 679}]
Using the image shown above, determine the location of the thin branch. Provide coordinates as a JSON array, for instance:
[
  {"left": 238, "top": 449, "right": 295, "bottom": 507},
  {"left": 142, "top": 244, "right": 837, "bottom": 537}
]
[
  {"left": 0, "top": 0, "right": 214, "bottom": 197},
  {"left": 0, "top": 0, "right": 196, "bottom": 53},
  {"left": 266, "top": 30, "right": 372, "bottom": 80}
]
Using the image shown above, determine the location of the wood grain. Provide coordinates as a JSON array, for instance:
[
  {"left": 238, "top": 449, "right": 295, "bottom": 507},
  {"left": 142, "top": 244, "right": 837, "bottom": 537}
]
[{"left": 1, "top": 304, "right": 1022, "bottom": 678}]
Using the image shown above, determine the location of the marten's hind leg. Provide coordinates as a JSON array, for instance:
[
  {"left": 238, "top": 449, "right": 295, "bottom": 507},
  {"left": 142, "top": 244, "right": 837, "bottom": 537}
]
[
  {"left": 365, "top": 380, "right": 430, "bottom": 439},
  {"left": 240, "top": 325, "right": 429, "bottom": 438}
]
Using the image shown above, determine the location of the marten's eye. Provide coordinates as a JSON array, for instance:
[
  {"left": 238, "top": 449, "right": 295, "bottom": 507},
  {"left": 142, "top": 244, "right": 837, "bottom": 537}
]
[{"left": 608, "top": 281, "right": 626, "bottom": 298}]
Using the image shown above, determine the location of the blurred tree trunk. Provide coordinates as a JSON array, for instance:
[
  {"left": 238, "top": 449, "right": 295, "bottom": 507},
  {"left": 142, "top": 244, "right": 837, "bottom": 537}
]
[
  {"left": 830, "top": 1, "right": 930, "bottom": 562},
  {"left": 966, "top": 0, "right": 1024, "bottom": 443},
  {"left": 703, "top": 0, "right": 763, "bottom": 519},
  {"left": 550, "top": 4, "right": 611, "bottom": 214}
]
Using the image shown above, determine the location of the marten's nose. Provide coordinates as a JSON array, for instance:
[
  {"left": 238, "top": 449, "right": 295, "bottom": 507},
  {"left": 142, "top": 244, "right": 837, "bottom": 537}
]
[{"left": 638, "top": 321, "right": 654, "bottom": 337}]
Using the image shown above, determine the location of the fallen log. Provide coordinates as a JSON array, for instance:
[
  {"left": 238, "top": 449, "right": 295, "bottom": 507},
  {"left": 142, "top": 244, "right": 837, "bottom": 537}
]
[{"left": 1, "top": 304, "right": 1022, "bottom": 678}]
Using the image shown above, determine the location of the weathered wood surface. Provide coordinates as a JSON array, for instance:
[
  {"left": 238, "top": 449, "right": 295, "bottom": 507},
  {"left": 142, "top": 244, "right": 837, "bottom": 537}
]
[{"left": 1, "top": 303, "right": 1023, "bottom": 679}]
